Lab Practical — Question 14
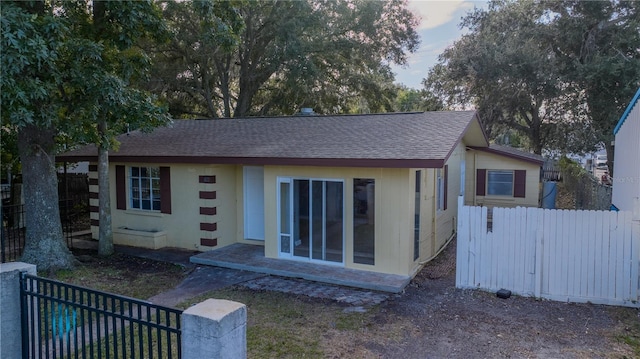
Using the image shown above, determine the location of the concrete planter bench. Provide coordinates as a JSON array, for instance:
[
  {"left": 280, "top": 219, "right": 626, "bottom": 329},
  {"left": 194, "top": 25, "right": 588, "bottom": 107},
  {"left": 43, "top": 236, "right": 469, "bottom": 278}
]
[{"left": 113, "top": 227, "right": 167, "bottom": 249}]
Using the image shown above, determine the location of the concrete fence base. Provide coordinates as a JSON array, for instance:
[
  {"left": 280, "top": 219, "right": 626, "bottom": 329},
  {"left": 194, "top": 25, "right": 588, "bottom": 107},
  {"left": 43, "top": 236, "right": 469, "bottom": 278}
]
[
  {"left": 182, "top": 299, "right": 247, "bottom": 359},
  {"left": 0, "top": 262, "right": 37, "bottom": 359}
]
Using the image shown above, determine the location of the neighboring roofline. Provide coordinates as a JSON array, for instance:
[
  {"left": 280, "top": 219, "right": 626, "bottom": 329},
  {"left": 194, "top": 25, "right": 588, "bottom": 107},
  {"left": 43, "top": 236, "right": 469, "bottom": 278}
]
[
  {"left": 55, "top": 155, "right": 447, "bottom": 169},
  {"left": 468, "top": 146, "right": 544, "bottom": 166},
  {"left": 613, "top": 87, "right": 640, "bottom": 135},
  {"left": 442, "top": 112, "right": 488, "bottom": 164}
]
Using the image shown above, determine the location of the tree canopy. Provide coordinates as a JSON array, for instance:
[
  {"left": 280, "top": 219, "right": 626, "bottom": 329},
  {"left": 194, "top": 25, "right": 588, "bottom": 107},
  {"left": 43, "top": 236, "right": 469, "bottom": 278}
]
[
  {"left": 424, "top": 0, "right": 640, "bottom": 158},
  {"left": 145, "top": 0, "right": 420, "bottom": 118}
]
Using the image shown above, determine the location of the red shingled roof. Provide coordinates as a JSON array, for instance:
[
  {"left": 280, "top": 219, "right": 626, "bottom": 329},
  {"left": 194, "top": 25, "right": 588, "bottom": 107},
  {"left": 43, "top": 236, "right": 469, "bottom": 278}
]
[{"left": 58, "top": 111, "right": 484, "bottom": 168}]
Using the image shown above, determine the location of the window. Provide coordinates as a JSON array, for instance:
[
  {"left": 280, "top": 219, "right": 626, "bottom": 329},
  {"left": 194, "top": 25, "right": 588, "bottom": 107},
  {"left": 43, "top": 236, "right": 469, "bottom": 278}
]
[
  {"left": 354, "top": 178, "right": 375, "bottom": 265},
  {"left": 436, "top": 169, "right": 444, "bottom": 210},
  {"left": 414, "top": 171, "right": 421, "bottom": 260},
  {"left": 278, "top": 177, "right": 344, "bottom": 263},
  {"left": 130, "top": 167, "right": 161, "bottom": 210},
  {"left": 476, "top": 169, "right": 526, "bottom": 198},
  {"left": 487, "top": 170, "right": 514, "bottom": 196},
  {"left": 436, "top": 165, "right": 448, "bottom": 211}
]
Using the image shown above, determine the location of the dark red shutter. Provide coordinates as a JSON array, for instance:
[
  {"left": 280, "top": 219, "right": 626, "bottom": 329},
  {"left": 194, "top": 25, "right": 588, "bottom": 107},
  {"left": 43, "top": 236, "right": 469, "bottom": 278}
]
[
  {"left": 476, "top": 169, "right": 486, "bottom": 196},
  {"left": 116, "top": 165, "right": 126, "bottom": 210},
  {"left": 443, "top": 165, "right": 448, "bottom": 210},
  {"left": 160, "top": 167, "right": 172, "bottom": 214},
  {"left": 514, "top": 170, "right": 526, "bottom": 198}
]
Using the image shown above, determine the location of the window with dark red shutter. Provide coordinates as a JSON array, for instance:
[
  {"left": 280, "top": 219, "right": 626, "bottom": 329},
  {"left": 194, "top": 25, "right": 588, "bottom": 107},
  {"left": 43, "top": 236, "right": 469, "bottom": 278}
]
[
  {"left": 160, "top": 167, "right": 172, "bottom": 214},
  {"left": 443, "top": 165, "right": 448, "bottom": 210},
  {"left": 476, "top": 169, "right": 486, "bottom": 196},
  {"left": 116, "top": 165, "right": 126, "bottom": 210}
]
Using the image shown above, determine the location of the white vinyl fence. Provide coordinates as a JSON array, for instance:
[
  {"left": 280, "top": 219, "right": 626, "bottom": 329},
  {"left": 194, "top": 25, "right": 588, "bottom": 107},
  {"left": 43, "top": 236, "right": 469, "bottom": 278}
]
[{"left": 456, "top": 197, "right": 640, "bottom": 307}]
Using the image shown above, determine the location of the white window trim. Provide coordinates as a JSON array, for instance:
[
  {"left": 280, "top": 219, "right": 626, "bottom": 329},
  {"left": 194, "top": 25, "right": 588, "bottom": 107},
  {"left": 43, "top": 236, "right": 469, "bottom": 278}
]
[
  {"left": 486, "top": 170, "right": 515, "bottom": 197},
  {"left": 436, "top": 168, "right": 445, "bottom": 211},
  {"left": 276, "top": 176, "right": 345, "bottom": 266},
  {"left": 129, "top": 166, "right": 161, "bottom": 211}
]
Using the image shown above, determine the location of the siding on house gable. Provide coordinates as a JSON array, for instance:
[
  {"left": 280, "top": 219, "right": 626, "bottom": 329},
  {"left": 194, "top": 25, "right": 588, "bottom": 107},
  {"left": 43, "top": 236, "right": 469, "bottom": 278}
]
[{"left": 465, "top": 149, "right": 541, "bottom": 208}]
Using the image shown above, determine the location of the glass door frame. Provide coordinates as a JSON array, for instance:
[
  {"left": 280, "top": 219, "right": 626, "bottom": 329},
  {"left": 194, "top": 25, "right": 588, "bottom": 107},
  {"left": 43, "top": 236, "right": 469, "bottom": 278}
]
[{"left": 276, "top": 176, "right": 345, "bottom": 265}]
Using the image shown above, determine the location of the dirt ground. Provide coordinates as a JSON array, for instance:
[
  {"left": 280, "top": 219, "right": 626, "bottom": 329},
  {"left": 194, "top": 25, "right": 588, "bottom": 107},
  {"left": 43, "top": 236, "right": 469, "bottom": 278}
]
[
  {"left": 59, "top": 240, "right": 639, "bottom": 358},
  {"left": 361, "top": 240, "right": 638, "bottom": 358}
]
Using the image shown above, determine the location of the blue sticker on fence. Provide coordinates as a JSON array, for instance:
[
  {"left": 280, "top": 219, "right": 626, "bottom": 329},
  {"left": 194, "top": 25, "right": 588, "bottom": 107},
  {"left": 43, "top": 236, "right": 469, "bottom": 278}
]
[{"left": 52, "top": 304, "right": 77, "bottom": 341}]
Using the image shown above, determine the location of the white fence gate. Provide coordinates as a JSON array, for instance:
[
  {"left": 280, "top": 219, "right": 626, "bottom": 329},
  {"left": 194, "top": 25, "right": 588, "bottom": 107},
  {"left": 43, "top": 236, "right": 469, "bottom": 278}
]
[{"left": 456, "top": 197, "right": 640, "bottom": 307}]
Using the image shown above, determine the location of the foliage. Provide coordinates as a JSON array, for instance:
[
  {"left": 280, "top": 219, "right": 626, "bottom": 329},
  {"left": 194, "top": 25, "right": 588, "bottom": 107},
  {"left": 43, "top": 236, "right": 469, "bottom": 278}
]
[
  {"left": 1, "top": 1, "right": 170, "bottom": 267},
  {"left": 544, "top": 0, "right": 640, "bottom": 173},
  {"left": 394, "top": 86, "right": 444, "bottom": 112},
  {"left": 146, "top": 0, "right": 419, "bottom": 118},
  {"left": 424, "top": 0, "right": 640, "bottom": 156},
  {"left": 558, "top": 156, "right": 588, "bottom": 179},
  {"left": 1, "top": 0, "right": 170, "bottom": 155}
]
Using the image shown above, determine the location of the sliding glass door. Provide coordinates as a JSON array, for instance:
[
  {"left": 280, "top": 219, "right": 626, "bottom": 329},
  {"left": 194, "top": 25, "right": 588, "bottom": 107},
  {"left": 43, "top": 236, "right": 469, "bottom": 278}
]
[{"left": 278, "top": 178, "right": 344, "bottom": 264}]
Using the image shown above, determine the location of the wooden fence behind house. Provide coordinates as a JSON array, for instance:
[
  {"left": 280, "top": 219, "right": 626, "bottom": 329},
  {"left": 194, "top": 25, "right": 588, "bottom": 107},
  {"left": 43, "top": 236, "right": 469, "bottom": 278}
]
[{"left": 456, "top": 196, "right": 640, "bottom": 307}]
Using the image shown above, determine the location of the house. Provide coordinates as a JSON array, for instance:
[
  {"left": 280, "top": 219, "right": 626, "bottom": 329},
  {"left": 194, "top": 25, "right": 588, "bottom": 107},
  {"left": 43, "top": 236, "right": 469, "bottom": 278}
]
[
  {"left": 465, "top": 144, "right": 544, "bottom": 208},
  {"left": 612, "top": 87, "right": 640, "bottom": 213},
  {"left": 58, "top": 111, "right": 542, "bottom": 280}
]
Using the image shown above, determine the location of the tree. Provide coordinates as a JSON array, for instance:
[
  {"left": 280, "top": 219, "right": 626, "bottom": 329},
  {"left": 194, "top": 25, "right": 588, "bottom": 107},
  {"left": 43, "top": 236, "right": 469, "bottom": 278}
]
[
  {"left": 59, "top": 1, "right": 170, "bottom": 256},
  {"left": 424, "top": 0, "right": 640, "bottom": 157},
  {"left": 147, "top": 0, "right": 419, "bottom": 118},
  {"left": 1, "top": 1, "right": 169, "bottom": 267},
  {"left": 543, "top": 0, "right": 640, "bottom": 173},
  {"left": 425, "top": 0, "right": 571, "bottom": 154},
  {"left": 394, "top": 86, "right": 444, "bottom": 112},
  {"left": 2, "top": 2, "right": 77, "bottom": 270}
]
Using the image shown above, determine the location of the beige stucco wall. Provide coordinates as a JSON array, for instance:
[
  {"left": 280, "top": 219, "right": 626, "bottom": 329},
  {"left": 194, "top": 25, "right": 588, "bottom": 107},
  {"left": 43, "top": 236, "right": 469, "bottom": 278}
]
[
  {"left": 95, "top": 162, "right": 450, "bottom": 277},
  {"left": 432, "top": 143, "right": 465, "bottom": 263},
  {"left": 262, "top": 166, "right": 430, "bottom": 276},
  {"left": 464, "top": 150, "right": 541, "bottom": 208},
  {"left": 100, "top": 163, "right": 239, "bottom": 251}
]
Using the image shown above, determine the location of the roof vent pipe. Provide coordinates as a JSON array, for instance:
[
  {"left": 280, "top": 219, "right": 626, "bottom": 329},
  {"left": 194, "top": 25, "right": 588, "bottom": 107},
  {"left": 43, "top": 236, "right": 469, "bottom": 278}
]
[{"left": 298, "top": 108, "right": 315, "bottom": 116}]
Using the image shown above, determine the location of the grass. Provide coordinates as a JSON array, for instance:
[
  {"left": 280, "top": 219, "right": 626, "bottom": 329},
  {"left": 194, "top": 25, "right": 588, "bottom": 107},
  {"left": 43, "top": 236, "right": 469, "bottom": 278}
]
[
  {"left": 35, "top": 248, "right": 640, "bottom": 358},
  {"left": 44, "top": 251, "right": 186, "bottom": 299},
  {"left": 611, "top": 307, "right": 640, "bottom": 358},
  {"left": 33, "top": 251, "right": 185, "bottom": 359},
  {"left": 178, "top": 287, "right": 398, "bottom": 359}
]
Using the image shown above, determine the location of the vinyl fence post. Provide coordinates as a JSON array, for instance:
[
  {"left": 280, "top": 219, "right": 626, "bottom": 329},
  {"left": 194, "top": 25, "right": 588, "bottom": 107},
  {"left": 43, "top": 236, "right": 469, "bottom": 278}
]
[
  {"left": 181, "top": 298, "right": 247, "bottom": 359},
  {"left": 0, "top": 262, "right": 36, "bottom": 359}
]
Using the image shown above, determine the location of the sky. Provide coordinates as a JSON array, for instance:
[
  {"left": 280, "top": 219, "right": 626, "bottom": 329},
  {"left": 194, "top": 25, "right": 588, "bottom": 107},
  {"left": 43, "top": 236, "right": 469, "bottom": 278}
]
[{"left": 392, "top": 0, "right": 489, "bottom": 89}]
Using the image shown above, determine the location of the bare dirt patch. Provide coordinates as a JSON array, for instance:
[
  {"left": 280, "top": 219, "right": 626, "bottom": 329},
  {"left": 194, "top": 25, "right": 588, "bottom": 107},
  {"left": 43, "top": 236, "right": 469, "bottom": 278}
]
[{"left": 362, "top": 239, "right": 638, "bottom": 358}]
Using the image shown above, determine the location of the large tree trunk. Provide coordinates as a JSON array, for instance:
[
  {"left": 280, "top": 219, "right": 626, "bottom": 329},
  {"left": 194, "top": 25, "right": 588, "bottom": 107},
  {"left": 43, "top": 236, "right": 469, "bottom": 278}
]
[
  {"left": 17, "top": 124, "right": 76, "bottom": 271},
  {"left": 97, "top": 120, "right": 114, "bottom": 256}
]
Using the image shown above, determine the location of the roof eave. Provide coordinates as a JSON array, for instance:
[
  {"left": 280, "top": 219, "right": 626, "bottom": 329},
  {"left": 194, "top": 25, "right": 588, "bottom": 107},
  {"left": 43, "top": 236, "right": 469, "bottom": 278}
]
[
  {"left": 56, "top": 155, "right": 447, "bottom": 169},
  {"left": 468, "top": 146, "right": 544, "bottom": 166}
]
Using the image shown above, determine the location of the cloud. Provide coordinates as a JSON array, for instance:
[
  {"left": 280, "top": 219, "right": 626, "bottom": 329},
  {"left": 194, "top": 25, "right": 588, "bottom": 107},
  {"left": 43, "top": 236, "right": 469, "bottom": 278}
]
[{"left": 408, "top": 0, "right": 478, "bottom": 30}]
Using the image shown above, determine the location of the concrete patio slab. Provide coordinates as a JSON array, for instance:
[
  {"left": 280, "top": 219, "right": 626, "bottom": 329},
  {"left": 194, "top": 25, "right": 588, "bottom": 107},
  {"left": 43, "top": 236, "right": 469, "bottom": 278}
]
[{"left": 190, "top": 243, "right": 411, "bottom": 293}]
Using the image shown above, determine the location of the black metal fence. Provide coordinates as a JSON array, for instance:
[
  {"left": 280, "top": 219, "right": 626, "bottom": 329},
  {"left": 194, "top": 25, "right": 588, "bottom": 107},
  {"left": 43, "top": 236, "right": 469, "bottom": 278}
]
[
  {"left": 20, "top": 273, "right": 182, "bottom": 359},
  {"left": 1, "top": 199, "right": 89, "bottom": 263}
]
